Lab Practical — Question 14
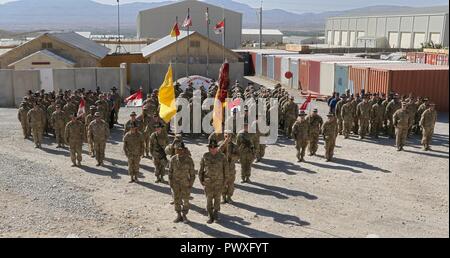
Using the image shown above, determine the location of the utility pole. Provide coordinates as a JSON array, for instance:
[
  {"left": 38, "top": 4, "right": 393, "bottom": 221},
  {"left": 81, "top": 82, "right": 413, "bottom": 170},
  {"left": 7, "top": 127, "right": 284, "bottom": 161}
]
[
  {"left": 259, "top": 0, "right": 263, "bottom": 49},
  {"left": 115, "top": 0, "right": 127, "bottom": 54}
]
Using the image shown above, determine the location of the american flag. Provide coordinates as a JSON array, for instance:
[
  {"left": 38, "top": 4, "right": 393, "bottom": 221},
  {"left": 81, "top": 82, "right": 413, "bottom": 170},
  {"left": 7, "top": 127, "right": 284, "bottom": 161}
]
[{"left": 182, "top": 13, "right": 192, "bottom": 28}]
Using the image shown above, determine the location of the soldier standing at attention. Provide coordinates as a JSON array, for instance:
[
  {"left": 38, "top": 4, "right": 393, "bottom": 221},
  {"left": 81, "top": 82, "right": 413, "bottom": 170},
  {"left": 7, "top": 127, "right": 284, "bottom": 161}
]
[
  {"left": 110, "top": 87, "right": 122, "bottom": 124},
  {"left": 335, "top": 95, "right": 347, "bottom": 135},
  {"left": 370, "top": 99, "right": 384, "bottom": 139},
  {"left": 385, "top": 95, "right": 402, "bottom": 138},
  {"left": 419, "top": 103, "right": 437, "bottom": 151},
  {"left": 236, "top": 122, "right": 255, "bottom": 183},
  {"left": 168, "top": 142, "right": 196, "bottom": 223},
  {"left": 199, "top": 139, "right": 228, "bottom": 224},
  {"left": 88, "top": 112, "right": 110, "bottom": 166},
  {"left": 283, "top": 96, "right": 299, "bottom": 138},
  {"left": 65, "top": 113, "right": 84, "bottom": 167},
  {"left": 85, "top": 106, "right": 97, "bottom": 157},
  {"left": 28, "top": 103, "right": 45, "bottom": 148},
  {"left": 393, "top": 102, "right": 410, "bottom": 151},
  {"left": 124, "top": 112, "right": 143, "bottom": 135},
  {"left": 219, "top": 131, "right": 240, "bottom": 204},
  {"left": 18, "top": 101, "right": 31, "bottom": 139},
  {"left": 150, "top": 123, "right": 169, "bottom": 183},
  {"left": 46, "top": 100, "right": 57, "bottom": 137},
  {"left": 322, "top": 113, "right": 338, "bottom": 162},
  {"left": 292, "top": 110, "right": 309, "bottom": 162},
  {"left": 123, "top": 122, "right": 145, "bottom": 183},
  {"left": 51, "top": 104, "right": 68, "bottom": 148},
  {"left": 356, "top": 95, "right": 371, "bottom": 139},
  {"left": 306, "top": 108, "right": 323, "bottom": 156}
]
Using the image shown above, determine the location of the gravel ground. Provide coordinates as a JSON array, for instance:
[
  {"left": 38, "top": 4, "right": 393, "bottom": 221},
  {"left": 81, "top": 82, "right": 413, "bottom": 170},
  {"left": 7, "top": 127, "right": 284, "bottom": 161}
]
[{"left": 0, "top": 102, "right": 448, "bottom": 238}]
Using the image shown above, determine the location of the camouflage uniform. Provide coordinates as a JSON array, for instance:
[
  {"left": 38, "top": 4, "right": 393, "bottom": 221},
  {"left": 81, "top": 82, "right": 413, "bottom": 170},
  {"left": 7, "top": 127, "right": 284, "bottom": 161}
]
[
  {"left": 18, "top": 103, "right": 31, "bottom": 138},
  {"left": 236, "top": 129, "right": 255, "bottom": 183},
  {"left": 168, "top": 147, "right": 195, "bottom": 223},
  {"left": 283, "top": 99, "right": 298, "bottom": 137},
  {"left": 150, "top": 130, "right": 169, "bottom": 183},
  {"left": 370, "top": 102, "right": 384, "bottom": 138},
  {"left": 65, "top": 119, "right": 84, "bottom": 166},
  {"left": 84, "top": 108, "right": 97, "bottom": 156},
  {"left": 292, "top": 114, "right": 309, "bottom": 162},
  {"left": 385, "top": 99, "right": 401, "bottom": 138},
  {"left": 51, "top": 109, "right": 68, "bottom": 147},
  {"left": 123, "top": 130, "right": 145, "bottom": 181},
  {"left": 341, "top": 101, "right": 355, "bottom": 138},
  {"left": 199, "top": 149, "right": 228, "bottom": 223},
  {"left": 306, "top": 113, "right": 323, "bottom": 155},
  {"left": 335, "top": 98, "right": 346, "bottom": 135},
  {"left": 419, "top": 107, "right": 437, "bottom": 150},
  {"left": 393, "top": 105, "right": 410, "bottom": 151},
  {"left": 356, "top": 100, "right": 371, "bottom": 139},
  {"left": 219, "top": 137, "right": 240, "bottom": 203},
  {"left": 88, "top": 116, "right": 110, "bottom": 165},
  {"left": 322, "top": 115, "right": 338, "bottom": 162},
  {"left": 27, "top": 107, "right": 46, "bottom": 148}
]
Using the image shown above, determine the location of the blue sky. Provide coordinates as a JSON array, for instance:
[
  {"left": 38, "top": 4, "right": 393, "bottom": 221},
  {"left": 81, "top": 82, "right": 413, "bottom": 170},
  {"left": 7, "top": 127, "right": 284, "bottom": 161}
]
[{"left": 0, "top": 0, "right": 448, "bottom": 13}]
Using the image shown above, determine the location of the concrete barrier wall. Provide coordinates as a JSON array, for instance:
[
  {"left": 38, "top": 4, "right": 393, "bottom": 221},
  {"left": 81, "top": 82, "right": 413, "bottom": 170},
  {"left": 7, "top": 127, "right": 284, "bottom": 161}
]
[
  {"left": 96, "top": 68, "right": 121, "bottom": 93},
  {"left": 12, "top": 70, "right": 41, "bottom": 107},
  {"left": 0, "top": 69, "right": 14, "bottom": 107},
  {"left": 53, "top": 69, "right": 76, "bottom": 91},
  {"left": 129, "top": 63, "right": 150, "bottom": 94},
  {"left": 75, "top": 68, "right": 97, "bottom": 91}
]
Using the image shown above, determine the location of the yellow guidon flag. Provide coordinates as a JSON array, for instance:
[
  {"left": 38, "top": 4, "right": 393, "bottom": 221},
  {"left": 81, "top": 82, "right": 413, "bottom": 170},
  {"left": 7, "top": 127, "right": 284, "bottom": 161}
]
[{"left": 158, "top": 65, "right": 177, "bottom": 123}]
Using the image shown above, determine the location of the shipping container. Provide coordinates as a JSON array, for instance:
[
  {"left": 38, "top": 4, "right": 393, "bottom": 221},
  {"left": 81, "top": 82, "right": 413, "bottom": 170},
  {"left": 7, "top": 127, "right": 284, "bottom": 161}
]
[
  {"left": 308, "top": 60, "right": 321, "bottom": 94},
  {"left": 299, "top": 59, "right": 309, "bottom": 91},
  {"left": 406, "top": 52, "right": 417, "bottom": 63},
  {"left": 437, "top": 54, "right": 449, "bottom": 66},
  {"left": 290, "top": 59, "right": 299, "bottom": 89},
  {"left": 280, "top": 56, "right": 291, "bottom": 86},
  {"left": 335, "top": 64, "right": 349, "bottom": 95},
  {"left": 250, "top": 52, "right": 257, "bottom": 75},
  {"left": 426, "top": 53, "right": 439, "bottom": 65},
  {"left": 415, "top": 52, "right": 426, "bottom": 64},
  {"left": 267, "top": 55, "right": 275, "bottom": 79},
  {"left": 274, "top": 56, "right": 282, "bottom": 81},
  {"left": 262, "top": 55, "right": 268, "bottom": 77},
  {"left": 255, "top": 53, "right": 262, "bottom": 76}
]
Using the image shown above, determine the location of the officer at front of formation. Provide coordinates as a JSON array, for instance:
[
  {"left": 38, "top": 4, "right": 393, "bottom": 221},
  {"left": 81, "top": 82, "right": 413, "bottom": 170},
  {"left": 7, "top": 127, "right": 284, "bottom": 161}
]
[
  {"left": 199, "top": 139, "right": 228, "bottom": 224},
  {"left": 393, "top": 101, "right": 411, "bottom": 151},
  {"left": 123, "top": 122, "right": 145, "bottom": 183},
  {"left": 306, "top": 108, "right": 323, "bottom": 156},
  {"left": 65, "top": 113, "right": 84, "bottom": 167},
  {"left": 321, "top": 112, "right": 338, "bottom": 162},
  {"left": 292, "top": 110, "right": 309, "bottom": 162},
  {"left": 150, "top": 123, "right": 169, "bottom": 184},
  {"left": 88, "top": 112, "right": 110, "bottom": 166},
  {"left": 236, "top": 122, "right": 255, "bottom": 183}
]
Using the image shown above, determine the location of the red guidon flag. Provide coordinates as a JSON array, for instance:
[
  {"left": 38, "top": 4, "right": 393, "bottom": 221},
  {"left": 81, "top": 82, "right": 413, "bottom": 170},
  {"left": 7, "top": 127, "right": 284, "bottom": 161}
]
[
  {"left": 214, "top": 20, "right": 225, "bottom": 34},
  {"left": 300, "top": 95, "right": 312, "bottom": 111},
  {"left": 77, "top": 98, "right": 86, "bottom": 117},
  {"left": 125, "top": 89, "right": 143, "bottom": 107}
]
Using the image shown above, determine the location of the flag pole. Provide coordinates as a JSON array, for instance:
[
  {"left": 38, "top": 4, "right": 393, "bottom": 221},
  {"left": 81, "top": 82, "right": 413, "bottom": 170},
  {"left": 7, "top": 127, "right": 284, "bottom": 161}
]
[
  {"left": 206, "top": 7, "right": 210, "bottom": 78},
  {"left": 175, "top": 16, "right": 179, "bottom": 81},
  {"left": 222, "top": 6, "right": 225, "bottom": 62},
  {"left": 186, "top": 8, "right": 190, "bottom": 78}
]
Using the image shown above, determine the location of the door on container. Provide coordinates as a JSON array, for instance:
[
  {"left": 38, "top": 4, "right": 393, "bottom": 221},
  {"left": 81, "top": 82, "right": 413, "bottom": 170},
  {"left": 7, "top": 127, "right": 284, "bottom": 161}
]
[
  {"left": 262, "top": 56, "right": 268, "bottom": 77},
  {"left": 39, "top": 69, "right": 54, "bottom": 92},
  {"left": 291, "top": 60, "right": 299, "bottom": 90},
  {"left": 350, "top": 32, "right": 356, "bottom": 47},
  {"left": 388, "top": 32, "right": 399, "bottom": 48},
  {"left": 309, "top": 61, "right": 321, "bottom": 94},
  {"left": 267, "top": 56, "right": 275, "bottom": 79},
  {"left": 274, "top": 57, "right": 281, "bottom": 81},
  {"left": 400, "top": 33, "right": 411, "bottom": 49},
  {"left": 413, "top": 33, "right": 425, "bottom": 49},
  {"left": 335, "top": 65, "right": 348, "bottom": 95},
  {"left": 280, "top": 57, "right": 290, "bottom": 86},
  {"left": 256, "top": 54, "right": 262, "bottom": 76}
]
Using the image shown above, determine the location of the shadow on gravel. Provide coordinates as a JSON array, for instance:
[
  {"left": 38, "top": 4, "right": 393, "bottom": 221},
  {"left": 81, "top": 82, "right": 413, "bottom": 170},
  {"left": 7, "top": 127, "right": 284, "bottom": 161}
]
[
  {"left": 187, "top": 221, "right": 243, "bottom": 238},
  {"left": 78, "top": 165, "right": 122, "bottom": 180},
  {"left": 304, "top": 160, "right": 362, "bottom": 174},
  {"left": 136, "top": 181, "right": 204, "bottom": 195},
  {"left": 231, "top": 201, "right": 310, "bottom": 227},
  {"left": 332, "top": 157, "right": 391, "bottom": 173},
  {"left": 256, "top": 159, "right": 316, "bottom": 175},
  {"left": 403, "top": 149, "right": 449, "bottom": 159},
  {"left": 189, "top": 204, "right": 283, "bottom": 238},
  {"left": 235, "top": 182, "right": 317, "bottom": 200}
]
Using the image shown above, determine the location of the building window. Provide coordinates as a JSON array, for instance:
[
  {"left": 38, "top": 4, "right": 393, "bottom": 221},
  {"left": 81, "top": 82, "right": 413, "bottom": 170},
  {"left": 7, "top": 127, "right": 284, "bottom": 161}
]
[
  {"left": 190, "top": 40, "right": 200, "bottom": 48},
  {"left": 42, "top": 42, "right": 53, "bottom": 49}
]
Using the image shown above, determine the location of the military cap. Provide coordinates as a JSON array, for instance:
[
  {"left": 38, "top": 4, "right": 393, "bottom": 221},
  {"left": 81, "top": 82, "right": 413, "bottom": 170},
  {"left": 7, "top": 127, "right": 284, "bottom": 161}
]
[
  {"left": 423, "top": 98, "right": 429, "bottom": 101},
  {"left": 298, "top": 110, "right": 307, "bottom": 116},
  {"left": 130, "top": 112, "right": 137, "bottom": 117},
  {"left": 208, "top": 139, "right": 219, "bottom": 148},
  {"left": 290, "top": 96, "right": 295, "bottom": 100},
  {"left": 313, "top": 108, "right": 318, "bottom": 113},
  {"left": 111, "top": 87, "right": 117, "bottom": 91},
  {"left": 55, "top": 104, "right": 61, "bottom": 108},
  {"left": 341, "top": 94, "right": 348, "bottom": 98},
  {"left": 94, "top": 112, "right": 101, "bottom": 117},
  {"left": 244, "top": 106, "right": 249, "bottom": 111},
  {"left": 90, "top": 105, "right": 97, "bottom": 110}
]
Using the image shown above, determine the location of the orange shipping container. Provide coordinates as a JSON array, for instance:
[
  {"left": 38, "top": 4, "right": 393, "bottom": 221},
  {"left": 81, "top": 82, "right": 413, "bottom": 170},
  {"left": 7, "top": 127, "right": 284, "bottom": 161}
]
[{"left": 348, "top": 66, "right": 369, "bottom": 94}]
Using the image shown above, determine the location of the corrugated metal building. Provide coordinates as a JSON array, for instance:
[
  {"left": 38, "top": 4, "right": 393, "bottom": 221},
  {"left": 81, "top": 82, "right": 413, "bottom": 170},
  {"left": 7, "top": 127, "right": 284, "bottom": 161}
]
[
  {"left": 137, "top": 0, "right": 242, "bottom": 49},
  {"left": 325, "top": 6, "right": 449, "bottom": 49},
  {"left": 242, "top": 29, "right": 284, "bottom": 44}
]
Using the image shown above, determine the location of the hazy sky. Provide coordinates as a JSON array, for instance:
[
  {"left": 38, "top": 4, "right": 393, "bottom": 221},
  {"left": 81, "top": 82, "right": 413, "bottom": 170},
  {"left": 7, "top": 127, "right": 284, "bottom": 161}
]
[{"left": 0, "top": 0, "right": 448, "bottom": 13}]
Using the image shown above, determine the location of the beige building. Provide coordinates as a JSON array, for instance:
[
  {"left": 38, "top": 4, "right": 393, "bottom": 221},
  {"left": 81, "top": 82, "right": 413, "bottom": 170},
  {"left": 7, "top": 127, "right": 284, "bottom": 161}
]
[
  {"left": 0, "top": 32, "right": 110, "bottom": 69},
  {"left": 141, "top": 31, "right": 240, "bottom": 64},
  {"left": 137, "top": 0, "right": 242, "bottom": 49}
]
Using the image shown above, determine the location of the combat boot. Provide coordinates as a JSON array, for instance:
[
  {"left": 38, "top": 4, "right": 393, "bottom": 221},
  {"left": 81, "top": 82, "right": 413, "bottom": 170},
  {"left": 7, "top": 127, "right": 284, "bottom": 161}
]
[
  {"left": 77, "top": 161, "right": 81, "bottom": 167},
  {"left": 173, "top": 212, "right": 183, "bottom": 223},
  {"left": 207, "top": 212, "right": 214, "bottom": 224},
  {"left": 213, "top": 211, "right": 220, "bottom": 222},
  {"left": 226, "top": 196, "right": 233, "bottom": 203},
  {"left": 182, "top": 213, "right": 189, "bottom": 224},
  {"left": 221, "top": 195, "right": 228, "bottom": 204}
]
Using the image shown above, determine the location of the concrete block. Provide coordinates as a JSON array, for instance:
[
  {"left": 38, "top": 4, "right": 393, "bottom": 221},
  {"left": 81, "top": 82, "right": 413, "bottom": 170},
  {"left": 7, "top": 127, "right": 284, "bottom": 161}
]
[
  {"left": 0, "top": 69, "right": 14, "bottom": 107},
  {"left": 75, "top": 68, "right": 97, "bottom": 91},
  {"left": 53, "top": 69, "right": 76, "bottom": 91},
  {"left": 13, "top": 70, "right": 40, "bottom": 107}
]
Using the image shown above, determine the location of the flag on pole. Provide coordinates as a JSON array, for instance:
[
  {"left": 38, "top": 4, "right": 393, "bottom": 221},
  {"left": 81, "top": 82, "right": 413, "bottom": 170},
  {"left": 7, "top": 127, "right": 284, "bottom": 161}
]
[
  {"left": 227, "top": 98, "right": 241, "bottom": 112},
  {"left": 300, "top": 95, "right": 312, "bottom": 111},
  {"left": 214, "top": 20, "right": 225, "bottom": 34},
  {"left": 77, "top": 98, "right": 86, "bottom": 117},
  {"left": 125, "top": 89, "right": 143, "bottom": 107},
  {"left": 158, "top": 65, "right": 177, "bottom": 123},
  {"left": 182, "top": 13, "right": 192, "bottom": 28},
  {"left": 170, "top": 22, "right": 180, "bottom": 37},
  {"left": 212, "top": 61, "right": 230, "bottom": 133}
]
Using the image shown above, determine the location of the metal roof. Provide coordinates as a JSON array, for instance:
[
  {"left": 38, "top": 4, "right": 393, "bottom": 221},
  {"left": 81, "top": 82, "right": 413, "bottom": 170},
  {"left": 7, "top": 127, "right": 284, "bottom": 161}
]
[
  {"left": 8, "top": 49, "right": 76, "bottom": 67},
  {"left": 330, "top": 5, "right": 449, "bottom": 19},
  {"left": 141, "top": 31, "right": 192, "bottom": 58},
  {"left": 47, "top": 32, "right": 110, "bottom": 59},
  {"left": 242, "top": 29, "right": 283, "bottom": 36}
]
